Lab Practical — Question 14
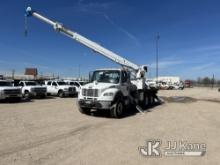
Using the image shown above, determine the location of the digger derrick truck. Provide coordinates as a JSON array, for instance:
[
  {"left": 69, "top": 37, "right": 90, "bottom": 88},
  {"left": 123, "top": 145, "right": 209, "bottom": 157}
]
[{"left": 25, "top": 7, "right": 159, "bottom": 118}]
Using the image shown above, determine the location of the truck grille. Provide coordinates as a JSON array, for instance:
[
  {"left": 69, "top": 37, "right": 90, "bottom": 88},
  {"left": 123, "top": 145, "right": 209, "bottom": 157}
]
[
  {"left": 32, "top": 88, "right": 46, "bottom": 93},
  {"left": 69, "top": 87, "right": 76, "bottom": 92},
  {"left": 82, "top": 89, "right": 99, "bottom": 97},
  {"left": 4, "top": 89, "right": 21, "bottom": 95}
]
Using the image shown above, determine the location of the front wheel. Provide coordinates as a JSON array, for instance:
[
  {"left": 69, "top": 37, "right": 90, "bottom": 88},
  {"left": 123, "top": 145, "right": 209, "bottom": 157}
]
[
  {"left": 78, "top": 106, "right": 91, "bottom": 114},
  {"left": 110, "top": 100, "right": 124, "bottom": 118},
  {"left": 24, "top": 91, "right": 30, "bottom": 99}
]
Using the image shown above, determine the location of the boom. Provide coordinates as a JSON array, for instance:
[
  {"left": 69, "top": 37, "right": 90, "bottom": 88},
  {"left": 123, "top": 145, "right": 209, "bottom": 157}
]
[{"left": 25, "top": 7, "right": 145, "bottom": 73}]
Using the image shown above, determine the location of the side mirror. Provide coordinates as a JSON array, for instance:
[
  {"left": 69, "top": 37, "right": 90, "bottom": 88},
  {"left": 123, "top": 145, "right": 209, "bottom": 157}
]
[{"left": 143, "top": 66, "right": 148, "bottom": 72}]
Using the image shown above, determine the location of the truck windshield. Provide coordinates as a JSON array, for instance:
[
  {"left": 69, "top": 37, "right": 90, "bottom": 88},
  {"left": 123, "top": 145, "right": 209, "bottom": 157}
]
[
  {"left": 91, "top": 70, "right": 120, "bottom": 83},
  {"left": 0, "top": 81, "right": 12, "bottom": 86},
  {"left": 25, "top": 82, "right": 38, "bottom": 86},
  {"left": 57, "top": 82, "right": 67, "bottom": 85}
]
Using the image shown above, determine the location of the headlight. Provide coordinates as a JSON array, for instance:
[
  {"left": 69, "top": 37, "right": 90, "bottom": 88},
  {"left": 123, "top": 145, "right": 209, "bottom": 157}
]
[
  {"left": 64, "top": 88, "right": 68, "bottom": 91},
  {"left": 103, "top": 92, "right": 114, "bottom": 96}
]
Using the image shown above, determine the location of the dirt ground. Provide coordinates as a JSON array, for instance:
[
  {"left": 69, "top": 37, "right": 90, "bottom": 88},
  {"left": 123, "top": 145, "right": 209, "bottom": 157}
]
[{"left": 0, "top": 87, "right": 219, "bottom": 165}]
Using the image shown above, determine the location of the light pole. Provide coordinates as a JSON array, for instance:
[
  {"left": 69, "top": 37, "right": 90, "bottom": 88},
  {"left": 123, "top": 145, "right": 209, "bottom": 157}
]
[
  {"left": 78, "top": 64, "right": 81, "bottom": 80},
  {"left": 156, "top": 34, "right": 160, "bottom": 84},
  {"left": 12, "top": 69, "right": 15, "bottom": 79}
]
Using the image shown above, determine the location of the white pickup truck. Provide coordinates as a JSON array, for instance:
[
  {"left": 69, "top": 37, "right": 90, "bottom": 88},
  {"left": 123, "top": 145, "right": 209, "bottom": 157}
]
[
  {"left": 44, "top": 80, "right": 77, "bottom": 97},
  {"left": 0, "top": 80, "right": 22, "bottom": 101},
  {"left": 64, "top": 80, "right": 88, "bottom": 93},
  {"left": 18, "top": 81, "right": 47, "bottom": 98}
]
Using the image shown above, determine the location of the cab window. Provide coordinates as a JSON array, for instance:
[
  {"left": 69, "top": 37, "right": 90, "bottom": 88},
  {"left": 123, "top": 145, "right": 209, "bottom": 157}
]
[
  {"left": 52, "top": 82, "right": 57, "bottom": 86},
  {"left": 74, "top": 82, "right": 80, "bottom": 87},
  {"left": 121, "top": 71, "right": 128, "bottom": 83},
  {"left": 19, "top": 82, "right": 24, "bottom": 87},
  {"left": 69, "top": 82, "right": 74, "bottom": 86}
]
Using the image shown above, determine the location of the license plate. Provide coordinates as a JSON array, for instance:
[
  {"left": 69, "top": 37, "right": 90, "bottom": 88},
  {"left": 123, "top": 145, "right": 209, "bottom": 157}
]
[
  {"left": 9, "top": 95, "right": 17, "bottom": 97},
  {"left": 85, "top": 100, "right": 92, "bottom": 104}
]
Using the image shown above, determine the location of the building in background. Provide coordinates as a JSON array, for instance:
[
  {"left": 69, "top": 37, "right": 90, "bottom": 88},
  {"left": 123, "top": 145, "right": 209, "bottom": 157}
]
[{"left": 25, "top": 68, "right": 38, "bottom": 78}]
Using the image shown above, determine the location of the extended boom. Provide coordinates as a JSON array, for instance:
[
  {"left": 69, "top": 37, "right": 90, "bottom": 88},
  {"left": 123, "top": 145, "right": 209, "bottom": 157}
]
[{"left": 25, "top": 7, "right": 147, "bottom": 75}]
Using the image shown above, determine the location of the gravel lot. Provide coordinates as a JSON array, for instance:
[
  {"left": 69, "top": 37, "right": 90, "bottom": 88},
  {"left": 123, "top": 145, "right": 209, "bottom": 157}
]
[{"left": 0, "top": 87, "right": 219, "bottom": 165}]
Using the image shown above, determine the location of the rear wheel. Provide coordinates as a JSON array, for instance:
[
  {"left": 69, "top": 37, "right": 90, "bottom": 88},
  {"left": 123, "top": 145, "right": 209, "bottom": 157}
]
[
  {"left": 58, "top": 90, "right": 64, "bottom": 98},
  {"left": 149, "top": 95, "right": 155, "bottom": 105},
  {"left": 145, "top": 95, "right": 149, "bottom": 107},
  {"left": 110, "top": 100, "right": 124, "bottom": 118}
]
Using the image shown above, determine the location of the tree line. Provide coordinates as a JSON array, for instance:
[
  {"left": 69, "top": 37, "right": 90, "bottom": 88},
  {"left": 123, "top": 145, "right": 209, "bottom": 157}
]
[{"left": 187, "top": 76, "right": 220, "bottom": 87}]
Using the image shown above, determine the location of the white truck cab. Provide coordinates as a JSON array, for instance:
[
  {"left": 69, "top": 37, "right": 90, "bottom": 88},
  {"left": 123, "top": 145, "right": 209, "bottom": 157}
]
[
  {"left": 44, "top": 80, "right": 77, "bottom": 97},
  {"left": 18, "top": 81, "right": 47, "bottom": 98},
  {"left": 78, "top": 68, "right": 139, "bottom": 117},
  {"left": 0, "top": 80, "right": 22, "bottom": 101}
]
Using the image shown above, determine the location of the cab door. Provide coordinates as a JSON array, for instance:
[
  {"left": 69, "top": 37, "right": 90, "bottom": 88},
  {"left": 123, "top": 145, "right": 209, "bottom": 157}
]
[
  {"left": 51, "top": 82, "right": 58, "bottom": 94},
  {"left": 74, "top": 82, "right": 80, "bottom": 93},
  {"left": 120, "top": 71, "right": 130, "bottom": 96},
  {"left": 19, "top": 82, "right": 25, "bottom": 94},
  {"left": 46, "top": 81, "right": 52, "bottom": 94}
]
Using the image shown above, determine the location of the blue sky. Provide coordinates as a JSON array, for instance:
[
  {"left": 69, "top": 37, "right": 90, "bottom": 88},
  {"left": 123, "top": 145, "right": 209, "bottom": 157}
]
[{"left": 0, "top": 0, "right": 220, "bottom": 79}]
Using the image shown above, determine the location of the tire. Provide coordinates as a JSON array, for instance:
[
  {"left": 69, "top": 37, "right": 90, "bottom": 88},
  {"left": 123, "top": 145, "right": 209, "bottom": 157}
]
[
  {"left": 110, "top": 99, "right": 124, "bottom": 118},
  {"left": 149, "top": 95, "right": 154, "bottom": 105},
  {"left": 145, "top": 95, "right": 149, "bottom": 107},
  {"left": 24, "top": 91, "right": 30, "bottom": 99},
  {"left": 78, "top": 106, "right": 91, "bottom": 114},
  {"left": 58, "top": 90, "right": 64, "bottom": 98}
]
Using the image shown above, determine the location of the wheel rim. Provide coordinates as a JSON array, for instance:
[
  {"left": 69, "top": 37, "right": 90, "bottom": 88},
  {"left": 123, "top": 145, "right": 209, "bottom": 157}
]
[
  {"left": 59, "top": 91, "right": 63, "bottom": 97},
  {"left": 117, "top": 102, "right": 123, "bottom": 115},
  {"left": 25, "top": 92, "right": 29, "bottom": 98}
]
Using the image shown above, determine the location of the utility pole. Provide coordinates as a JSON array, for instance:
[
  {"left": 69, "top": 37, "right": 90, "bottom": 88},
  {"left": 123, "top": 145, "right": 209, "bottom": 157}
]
[
  {"left": 212, "top": 74, "right": 215, "bottom": 89},
  {"left": 156, "top": 34, "right": 160, "bottom": 84},
  {"left": 12, "top": 69, "right": 15, "bottom": 79}
]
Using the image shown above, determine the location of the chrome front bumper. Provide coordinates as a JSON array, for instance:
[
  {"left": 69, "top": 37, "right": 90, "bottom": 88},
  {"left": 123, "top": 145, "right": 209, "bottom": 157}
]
[{"left": 78, "top": 99, "right": 112, "bottom": 109}]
